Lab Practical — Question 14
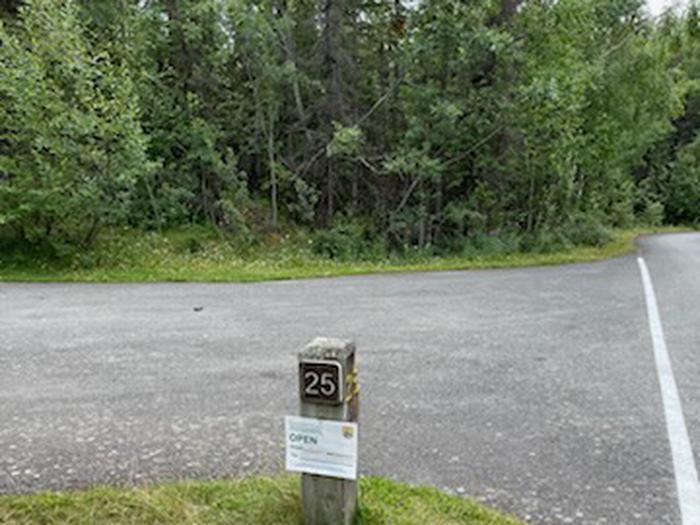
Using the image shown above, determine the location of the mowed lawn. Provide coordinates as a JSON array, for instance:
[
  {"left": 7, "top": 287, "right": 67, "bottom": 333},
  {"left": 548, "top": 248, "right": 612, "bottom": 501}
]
[{"left": 0, "top": 476, "right": 524, "bottom": 525}]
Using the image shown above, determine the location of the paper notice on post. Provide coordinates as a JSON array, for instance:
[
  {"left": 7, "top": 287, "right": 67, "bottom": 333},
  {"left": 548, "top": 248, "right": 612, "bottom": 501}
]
[{"left": 285, "top": 415, "right": 358, "bottom": 480}]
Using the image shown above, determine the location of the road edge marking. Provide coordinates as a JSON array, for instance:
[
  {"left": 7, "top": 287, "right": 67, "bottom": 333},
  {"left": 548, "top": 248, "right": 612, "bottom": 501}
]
[{"left": 638, "top": 256, "right": 700, "bottom": 524}]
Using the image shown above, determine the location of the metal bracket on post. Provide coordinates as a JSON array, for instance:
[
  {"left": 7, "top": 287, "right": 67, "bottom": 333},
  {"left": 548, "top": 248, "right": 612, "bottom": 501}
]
[{"left": 297, "top": 337, "right": 359, "bottom": 525}]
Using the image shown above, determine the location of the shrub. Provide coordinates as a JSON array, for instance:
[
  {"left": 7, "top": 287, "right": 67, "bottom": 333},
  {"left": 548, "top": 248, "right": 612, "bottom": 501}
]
[
  {"left": 311, "top": 219, "right": 386, "bottom": 261},
  {"left": 0, "top": 0, "right": 150, "bottom": 252},
  {"left": 560, "top": 214, "right": 613, "bottom": 247}
]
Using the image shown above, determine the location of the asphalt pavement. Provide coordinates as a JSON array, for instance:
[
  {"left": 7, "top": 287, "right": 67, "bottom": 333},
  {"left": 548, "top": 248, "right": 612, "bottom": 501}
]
[{"left": 1, "top": 232, "right": 699, "bottom": 525}]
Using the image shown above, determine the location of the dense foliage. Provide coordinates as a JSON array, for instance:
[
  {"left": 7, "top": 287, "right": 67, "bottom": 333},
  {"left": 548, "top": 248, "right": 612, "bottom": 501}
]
[{"left": 0, "top": 0, "right": 698, "bottom": 256}]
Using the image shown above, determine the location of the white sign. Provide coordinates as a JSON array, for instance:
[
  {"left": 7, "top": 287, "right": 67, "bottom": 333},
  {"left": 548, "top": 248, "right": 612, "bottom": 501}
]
[{"left": 285, "top": 415, "right": 358, "bottom": 480}]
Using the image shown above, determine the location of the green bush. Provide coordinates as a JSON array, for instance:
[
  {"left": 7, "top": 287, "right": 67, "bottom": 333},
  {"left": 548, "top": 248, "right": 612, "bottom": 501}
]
[
  {"left": 520, "top": 229, "right": 570, "bottom": 254},
  {"left": 560, "top": 214, "right": 613, "bottom": 247},
  {"left": 311, "top": 219, "right": 386, "bottom": 261},
  {"left": 0, "top": 0, "right": 151, "bottom": 252},
  {"left": 664, "top": 139, "right": 700, "bottom": 224},
  {"left": 459, "top": 232, "right": 522, "bottom": 257}
]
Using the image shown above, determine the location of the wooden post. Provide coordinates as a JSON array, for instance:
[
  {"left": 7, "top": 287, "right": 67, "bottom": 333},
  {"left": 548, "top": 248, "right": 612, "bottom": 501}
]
[{"left": 298, "top": 337, "right": 359, "bottom": 525}]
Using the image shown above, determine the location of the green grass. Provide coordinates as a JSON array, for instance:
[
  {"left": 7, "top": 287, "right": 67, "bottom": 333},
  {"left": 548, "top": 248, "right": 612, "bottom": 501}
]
[
  {"left": 0, "top": 226, "right": 692, "bottom": 283},
  {"left": 0, "top": 476, "right": 523, "bottom": 525}
]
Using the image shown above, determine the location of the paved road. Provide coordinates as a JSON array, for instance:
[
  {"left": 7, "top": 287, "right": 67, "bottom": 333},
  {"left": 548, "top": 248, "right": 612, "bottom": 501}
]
[{"left": 1, "top": 232, "right": 699, "bottom": 524}]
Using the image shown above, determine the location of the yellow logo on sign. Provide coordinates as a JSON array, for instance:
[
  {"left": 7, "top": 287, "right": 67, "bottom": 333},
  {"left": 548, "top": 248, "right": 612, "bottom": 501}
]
[{"left": 342, "top": 426, "right": 354, "bottom": 439}]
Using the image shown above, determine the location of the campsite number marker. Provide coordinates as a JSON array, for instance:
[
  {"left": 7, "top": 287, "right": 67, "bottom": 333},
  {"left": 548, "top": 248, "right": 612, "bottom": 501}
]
[{"left": 287, "top": 337, "right": 359, "bottom": 525}]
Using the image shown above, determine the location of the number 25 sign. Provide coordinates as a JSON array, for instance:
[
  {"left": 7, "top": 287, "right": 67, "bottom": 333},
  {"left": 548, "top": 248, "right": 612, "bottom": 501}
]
[{"left": 299, "top": 360, "right": 343, "bottom": 405}]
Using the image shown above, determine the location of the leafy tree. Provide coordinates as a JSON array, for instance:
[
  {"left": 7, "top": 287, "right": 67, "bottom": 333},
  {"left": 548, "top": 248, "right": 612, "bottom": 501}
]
[
  {"left": 1, "top": 0, "right": 697, "bottom": 257},
  {"left": 0, "top": 0, "right": 150, "bottom": 251}
]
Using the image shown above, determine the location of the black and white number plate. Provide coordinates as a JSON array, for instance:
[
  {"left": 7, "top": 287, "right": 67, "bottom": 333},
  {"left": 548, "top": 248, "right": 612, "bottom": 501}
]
[{"left": 299, "top": 360, "right": 343, "bottom": 405}]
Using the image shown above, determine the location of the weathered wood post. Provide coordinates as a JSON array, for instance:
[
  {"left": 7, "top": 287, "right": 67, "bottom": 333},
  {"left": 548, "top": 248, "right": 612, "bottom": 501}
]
[{"left": 289, "top": 337, "right": 359, "bottom": 525}]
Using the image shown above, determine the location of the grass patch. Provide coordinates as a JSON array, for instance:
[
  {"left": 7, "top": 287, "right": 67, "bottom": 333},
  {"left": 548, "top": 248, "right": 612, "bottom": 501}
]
[
  {"left": 0, "top": 226, "right": 692, "bottom": 283},
  {"left": 0, "top": 476, "right": 523, "bottom": 525}
]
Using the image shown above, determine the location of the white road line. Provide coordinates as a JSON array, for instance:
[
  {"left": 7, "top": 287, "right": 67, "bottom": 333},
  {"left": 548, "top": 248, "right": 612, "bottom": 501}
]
[{"left": 638, "top": 257, "right": 700, "bottom": 525}]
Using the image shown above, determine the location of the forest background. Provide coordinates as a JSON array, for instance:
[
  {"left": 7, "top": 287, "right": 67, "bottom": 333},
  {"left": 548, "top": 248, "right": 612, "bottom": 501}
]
[{"left": 1, "top": 0, "right": 699, "bottom": 278}]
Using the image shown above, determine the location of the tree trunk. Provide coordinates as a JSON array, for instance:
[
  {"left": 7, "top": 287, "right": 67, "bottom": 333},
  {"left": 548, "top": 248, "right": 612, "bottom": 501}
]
[
  {"left": 268, "top": 112, "right": 278, "bottom": 229},
  {"left": 317, "top": 0, "right": 354, "bottom": 225}
]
